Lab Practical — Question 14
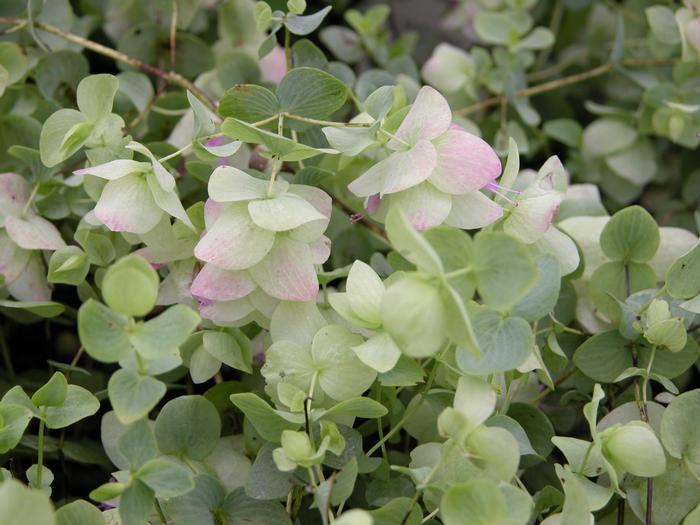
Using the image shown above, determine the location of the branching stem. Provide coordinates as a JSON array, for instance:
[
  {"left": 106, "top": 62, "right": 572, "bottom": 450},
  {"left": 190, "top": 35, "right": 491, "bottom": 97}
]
[
  {"left": 0, "top": 16, "right": 217, "bottom": 113},
  {"left": 454, "top": 58, "right": 676, "bottom": 116}
]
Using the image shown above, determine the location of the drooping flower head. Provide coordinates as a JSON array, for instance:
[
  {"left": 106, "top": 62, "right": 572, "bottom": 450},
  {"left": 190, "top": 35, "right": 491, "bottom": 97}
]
[
  {"left": 190, "top": 166, "right": 331, "bottom": 325},
  {"left": 422, "top": 43, "right": 476, "bottom": 97},
  {"left": 74, "top": 142, "right": 193, "bottom": 235},
  {"left": 0, "top": 173, "right": 66, "bottom": 301},
  {"left": 347, "top": 86, "right": 503, "bottom": 230},
  {"left": 502, "top": 156, "right": 580, "bottom": 276}
]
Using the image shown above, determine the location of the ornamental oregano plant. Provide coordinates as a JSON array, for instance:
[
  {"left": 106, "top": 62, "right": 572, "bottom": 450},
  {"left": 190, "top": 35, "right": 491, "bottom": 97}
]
[{"left": 1, "top": 1, "right": 700, "bottom": 524}]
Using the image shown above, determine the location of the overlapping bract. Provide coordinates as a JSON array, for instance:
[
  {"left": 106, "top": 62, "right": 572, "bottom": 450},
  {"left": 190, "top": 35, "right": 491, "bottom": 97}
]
[
  {"left": 348, "top": 86, "right": 504, "bottom": 230},
  {"left": 0, "top": 173, "right": 65, "bottom": 300},
  {"left": 74, "top": 142, "right": 193, "bottom": 235},
  {"left": 191, "top": 166, "right": 331, "bottom": 325}
]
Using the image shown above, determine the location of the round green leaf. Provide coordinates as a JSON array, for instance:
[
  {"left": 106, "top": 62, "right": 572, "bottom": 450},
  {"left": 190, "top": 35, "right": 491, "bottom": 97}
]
[
  {"left": 48, "top": 246, "right": 90, "bottom": 285},
  {"left": 573, "top": 330, "right": 632, "bottom": 383},
  {"left": 667, "top": 241, "right": 700, "bottom": 299},
  {"left": 311, "top": 325, "right": 377, "bottom": 401},
  {"left": 660, "top": 390, "right": 700, "bottom": 463},
  {"left": 381, "top": 274, "right": 447, "bottom": 358},
  {"left": 45, "top": 385, "right": 100, "bottom": 429},
  {"left": 219, "top": 84, "right": 279, "bottom": 123},
  {"left": 600, "top": 206, "right": 660, "bottom": 262},
  {"left": 56, "top": 500, "right": 104, "bottom": 525},
  {"left": 0, "top": 42, "right": 27, "bottom": 86},
  {"left": 588, "top": 261, "right": 657, "bottom": 322},
  {"left": 0, "top": 403, "right": 33, "bottom": 454},
  {"left": 31, "top": 371, "right": 68, "bottom": 408},
  {"left": 0, "top": 479, "right": 55, "bottom": 525},
  {"left": 101, "top": 255, "right": 159, "bottom": 317},
  {"left": 276, "top": 67, "right": 348, "bottom": 120},
  {"left": 136, "top": 457, "right": 195, "bottom": 498},
  {"left": 39, "top": 108, "right": 90, "bottom": 167},
  {"left": 108, "top": 369, "right": 166, "bottom": 424},
  {"left": 441, "top": 479, "right": 508, "bottom": 525},
  {"left": 154, "top": 395, "right": 221, "bottom": 460},
  {"left": 472, "top": 232, "right": 537, "bottom": 312},
  {"left": 582, "top": 118, "right": 638, "bottom": 157},
  {"left": 78, "top": 299, "right": 132, "bottom": 363},
  {"left": 456, "top": 308, "right": 532, "bottom": 374},
  {"left": 35, "top": 50, "right": 89, "bottom": 101},
  {"left": 602, "top": 421, "right": 666, "bottom": 477}
]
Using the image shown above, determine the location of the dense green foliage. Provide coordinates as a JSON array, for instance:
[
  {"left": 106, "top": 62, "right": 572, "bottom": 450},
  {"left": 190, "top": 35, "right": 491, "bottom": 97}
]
[{"left": 0, "top": 1, "right": 699, "bottom": 524}]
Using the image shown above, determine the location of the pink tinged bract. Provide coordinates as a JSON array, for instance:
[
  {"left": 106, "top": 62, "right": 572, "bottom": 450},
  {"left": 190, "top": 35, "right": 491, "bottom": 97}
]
[
  {"left": 288, "top": 185, "right": 332, "bottom": 219},
  {"left": 208, "top": 166, "right": 278, "bottom": 203},
  {"left": 6, "top": 252, "right": 50, "bottom": 302},
  {"left": 247, "top": 288, "right": 279, "bottom": 318},
  {"left": 287, "top": 185, "right": 333, "bottom": 242},
  {"left": 5, "top": 215, "right": 66, "bottom": 250},
  {"left": 445, "top": 191, "right": 504, "bottom": 230},
  {"left": 94, "top": 174, "right": 163, "bottom": 234},
  {"left": 194, "top": 204, "right": 275, "bottom": 270},
  {"left": 0, "top": 230, "right": 30, "bottom": 283},
  {"left": 533, "top": 227, "right": 580, "bottom": 276},
  {"left": 421, "top": 43, "right": 473, "bottom": 94},
  {"left": 190, "top": 264, "right": 256, "bottom": 302},
  {"left": 260, "top": 45, "right": 287, "bottom": 84},
  {"left": 309, "top": 235, "right": 331, "bottom": 264},
  {"left": 249, "top": 236, "right": 318, "bottom": 301},
  {"left": 428, "top": 130, "right": 502, "bottom": 194},
  {"left": 73, "top": 159, "right": 150, "bottom": 181},
  {"left": 145, "top": 172, "right": 194, "bottom": 230},
  {"left": 203, "top": 199, "right": 225, "bottom": 229},
  {"left": 126, "top": 141, "right": 176, "bottom": 192},
  {"left": 503, "top": 189, "right": 562, "bottom": 244},
  {"left": 687, "top": 18, "right": 700, "bottom": 52},
  {"left": 247, "top": 194, "right": 327, "bottom": 232},
  {"left": 365, "top": 194, "right": 381, "bottom": 215},
  {"left": 200, "top": 297, "right": 256, "bottom": 324},
  {"left": 0, "top": 173, "right": 31, "bottom": 223},
  {"left": 384, "top": 183, "right": 452, "bottom": 230},
  {"left": 347, "top": 140, "right": 437, "bottom": 197},
  {"left": 391, "top": 86, "right": 452, "bottom": 148}
]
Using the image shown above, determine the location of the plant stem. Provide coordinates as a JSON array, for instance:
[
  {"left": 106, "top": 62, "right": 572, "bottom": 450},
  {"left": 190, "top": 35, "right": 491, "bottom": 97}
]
[
  {"left": 36, "top": 408, "right": 47, "bottom": 488},
  {"left": 641, "top": 345, "right": 656, "bottom": 409},
  {"left": 0, "top": 16, "right": 217, "bottom": 113},
  {"left": 577, "top": 441, "right": 595, "bottom": 475},
  {"left": 283, "top": 113, "right": 371, "bottom": 128},
  {"left": 21, "top": 183, "right": 40, "bottom": 218},
  {"left": 126, "top": 90, "right": 164, "bottom": 132},
  {"left": 0, "top": 327, "right": 15, "bottom": 383},
  {"left": 169, "top": 0, "right": 178, "bottom": 72},
  {"left": 534, "top": 0, "right": 563, "bottom": 70},
  {"left": 632, "top": 348, "right": 654, "bottom": 525},
  {"left": 374, "top": 384, "right": 388, "bottom": 463},
  {"left": 305, "top": 371, "right": 319, "bottom": 448},
  {"left": 531, "top": 366, "right": 578, "bottom": 404},
  {"left": 378, "top": 128, "right": 410, "bottom": 147},
  {"left": 646, "top": 479, "right": 654, "bottom": 525},
  {"left": 422, "top": 508, "right": 440, "bottom": 523},
  {"left": 444, "top": 267, "right": 472, "bottom": 280},
  {"left": 154, "top": 499, "right": 168, "bottom": 525},
  {"left": 284, "top": 27, "right": 292, "bottom": 71},
  {"left": 158, "top": 143, "right": 192, "bottom": 163},
  {"left": 454, "top": 58, "right": 676, "bottom": 116},
  {"left": 367, "top": 356, "right": 441, "bottom": 456},
  {"left": 250, "top": 114, "right": 280, "bottom": 127}
]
